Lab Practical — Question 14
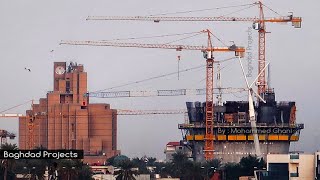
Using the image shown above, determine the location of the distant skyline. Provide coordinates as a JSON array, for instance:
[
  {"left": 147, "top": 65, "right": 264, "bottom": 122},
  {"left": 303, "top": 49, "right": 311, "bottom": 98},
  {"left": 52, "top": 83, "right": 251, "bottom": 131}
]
[{"left": 0, "top": 0, "right": 319, "bottom": 160}]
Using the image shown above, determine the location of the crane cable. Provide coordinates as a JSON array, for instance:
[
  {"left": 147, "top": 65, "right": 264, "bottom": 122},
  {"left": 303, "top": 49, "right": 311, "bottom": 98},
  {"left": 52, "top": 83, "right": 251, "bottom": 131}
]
[
  {"left": 218, "top": 3, "right": 257, "bottom": 18},
  {"left": 163, "top": 32, "right": 204, "bottom": 45},
  {"left": 0, "top": 100, "right": 33, "bottom": 114},
  {"left": 92, "top": 57, "right": 236, "bottom": 93},
  {"left": 99, "top": 31, "right": 204, "bottom": 42},
  {"left": 91, "top": 64, "right": 206, "bottom": 93},
  {"left": 147, "top": 3, "right": 255, "bottom": 16},
  {"left": 261, "top": 3, "right": 283, "bottom": 16}
]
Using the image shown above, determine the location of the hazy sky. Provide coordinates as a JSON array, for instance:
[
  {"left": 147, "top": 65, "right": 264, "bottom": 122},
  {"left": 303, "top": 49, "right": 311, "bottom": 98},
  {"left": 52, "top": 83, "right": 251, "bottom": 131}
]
[{"left": 0, "top": 0, "right": 319, "bottom": 160}]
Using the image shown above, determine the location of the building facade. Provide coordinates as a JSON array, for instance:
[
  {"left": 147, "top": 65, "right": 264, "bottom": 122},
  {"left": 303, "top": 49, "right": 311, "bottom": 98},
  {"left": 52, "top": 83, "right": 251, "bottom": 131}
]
[
  {"left": 262, "top": 153, "right": 317, "bottom": 180},
  {"left": 19, "top": 62, "right": 119, "bottom": 163},
  {"left": 180, "top": 96, "right": 303, "bottom": 163},
  {"left": 164, "top": 142, "right": 191, "bottom": 162}
]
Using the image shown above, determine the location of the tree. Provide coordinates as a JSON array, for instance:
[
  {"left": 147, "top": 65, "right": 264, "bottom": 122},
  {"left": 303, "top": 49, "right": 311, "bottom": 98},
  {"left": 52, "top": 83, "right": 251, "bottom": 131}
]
[
  {"left": 223, "top": 155, "right": 266, "bottom": 180},
  {"left": 77, "top": 165, "right": 93, "bottom": 180},
  {"left": 157, "top": 162, "right": 173, "bottom": 178},
  {"left": 59, "top": 159, "right": 93, "bottom": 180},
  {"left": 239, "top": 155, "right": 266, "bottom": 176},
  {"left": 114, "top": 155, "right": 130, "bottom": 167},
  {"left": 114, "top": 159, "right": 138, "bottom": 180},
  {"left": 223, "top": 162, "right": 242, "bottom": 180},
  {"left": 106, "top": 155, "right": 117, "bottom": 166},
  {"left": 0, "top": 143, "right": 18, "bottom": 180},
  {"left": 171, "top": 151, "right": 189, "bottom": 178},
  {"left": 202, "top": 159, "right": 221, "bottom": 179},
  {"left": 183, "top": 161, "right": 204, "bottom": 180},
  {"left": 131, "top": 157, "right": 148, "bottom": 174},
  {"left": 145, "top": 157, "right": 156, "bottom": 166}
]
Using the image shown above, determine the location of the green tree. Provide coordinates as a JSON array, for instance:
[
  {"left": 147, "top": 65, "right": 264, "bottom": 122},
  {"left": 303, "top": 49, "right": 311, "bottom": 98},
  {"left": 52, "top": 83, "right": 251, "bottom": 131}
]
[
  {"left": 106, "top": 155, "right": 117, "bottom": 166},
  {"left": 223, "top": 155, "right": 266, "bottom": 180},
  {"left": 78, "top": 165, "right": 93, "bottom": 180},
  {"left": 0, "top": 143, "right": 18, "bottom": 180},
  {"left": 114, "top": 159, "right": 138, "bottom": 180},
  {"left": 239, "top": 155, "right": 266, "bottom": 176},
  {"left": 114, "top": 155, "right": 130, "bottom": 167},
  {"left": 202, "top": 159, "right": 221, "bottom": 179},
  {"left": 183, "top": 161, "right": 204, "bottom": 180},
  {"left": 59, "top": 159, "right": 93, "bottom": 180},
  {"left": 224, "top": 162, "right": 242, "bottom": 180},
  {"left": 171, "top": 151, "right": 189, "bottom": 178},
  {"left": 157, "top": 162, "right": 173, "bottom": 178},
  {"left": 131, "top": 157, "right": 148, "bottom": 174},
  {"left": 13, "top": 146, "right": 54, "bottom": 180},
  {"left": 145, "top": 157, "right": 156, "bottom": 166}
]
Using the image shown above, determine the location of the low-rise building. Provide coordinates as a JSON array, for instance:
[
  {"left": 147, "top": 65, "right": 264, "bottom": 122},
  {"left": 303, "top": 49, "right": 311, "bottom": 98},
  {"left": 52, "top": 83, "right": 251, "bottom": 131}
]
[
  {"left": 254, "top": 152, "right": 320, "bottom": 180},
  {"left": 164, "top": 142, "right": 190, "bottom": 162},
  {"left": 266, "top": 153, "right": 315, "bottom": 179}
]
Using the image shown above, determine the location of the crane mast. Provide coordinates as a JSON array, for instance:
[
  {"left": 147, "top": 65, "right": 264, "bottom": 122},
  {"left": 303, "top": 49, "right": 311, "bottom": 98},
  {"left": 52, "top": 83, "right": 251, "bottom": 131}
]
[
  {"left": 203, "top": 30, "right": 214, "bottom": 159},
  {"left": 257, "top": 1, "right": 266, "bottom": 96}
]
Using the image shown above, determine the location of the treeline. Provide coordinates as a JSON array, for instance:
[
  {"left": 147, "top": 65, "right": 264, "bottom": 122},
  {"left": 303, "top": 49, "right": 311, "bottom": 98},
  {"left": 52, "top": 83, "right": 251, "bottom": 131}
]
[
  {"left": 109, "top": 151, "right": 266, "bottom": 180},
  {"left": 0, "top": 143, "right": 92, "bottom": 180},
  {"left": 0, "top": 143, "right": 266, "bottom": 180}
]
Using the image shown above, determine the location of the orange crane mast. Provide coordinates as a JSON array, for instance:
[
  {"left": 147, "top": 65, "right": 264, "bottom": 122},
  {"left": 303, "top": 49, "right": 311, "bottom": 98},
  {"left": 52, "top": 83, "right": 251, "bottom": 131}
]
[
  {"left": 0, "top": 100, "right": 35, "bottom": 149},
  {"left": 86, "top": 1, "right": 302, "bottom": 96},
  {"left": 61, "top": 29, "right": 245, "bottom": 160},
  {"left": 0, "top": 114, "right": 35, "bottom": 149}
]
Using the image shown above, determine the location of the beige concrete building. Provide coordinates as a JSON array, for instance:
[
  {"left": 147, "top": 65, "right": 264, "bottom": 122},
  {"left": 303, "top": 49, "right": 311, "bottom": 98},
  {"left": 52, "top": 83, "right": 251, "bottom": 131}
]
[
  {"left": 19, "top": 62, "right": 119, "bottom": 164},
  {"left": 266, "top": 153, "right": 316, "bottom": 180}
]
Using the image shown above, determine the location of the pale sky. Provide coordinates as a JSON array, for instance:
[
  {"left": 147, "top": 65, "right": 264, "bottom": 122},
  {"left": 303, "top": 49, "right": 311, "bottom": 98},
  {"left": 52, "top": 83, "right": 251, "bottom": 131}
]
[{"left": 0, "top": 0, "right": 319, "bottom": 160}]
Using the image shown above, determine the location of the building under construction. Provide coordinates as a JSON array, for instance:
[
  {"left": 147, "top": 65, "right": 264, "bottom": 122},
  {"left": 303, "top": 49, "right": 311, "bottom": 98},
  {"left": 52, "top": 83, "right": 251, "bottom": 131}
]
[
  {"left": 19, "top": 62, "right": 119, "bottom": 164},
  {"left": 179, "top": 89, "right": 304, "bottom": 162}
]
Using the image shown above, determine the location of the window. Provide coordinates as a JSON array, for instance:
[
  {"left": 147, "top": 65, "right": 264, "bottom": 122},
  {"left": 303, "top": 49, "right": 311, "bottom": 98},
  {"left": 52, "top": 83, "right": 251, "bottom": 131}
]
[
  {"left": 66, "top": 81, "right": 70, "bottom": 92},
  {"left": 71, "top": 123, "right": 74, "bottom": 132},
  {"left": 290, "top": 166, "right": 299, "bottom": 177},
  {"left": 290, "top": 154, "right": 299, "bottom": 159}
]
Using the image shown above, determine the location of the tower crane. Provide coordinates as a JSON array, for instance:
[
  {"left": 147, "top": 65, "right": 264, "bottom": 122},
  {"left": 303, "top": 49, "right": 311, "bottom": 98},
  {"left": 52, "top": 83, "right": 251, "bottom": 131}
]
[
  {"left": 61, "top": 29, "right": 246, "bottom": 160},
  {"left": 86, "top": 1, "right": 302, "bottom": 96},
  {"left": 0, "top": 100, "right": 34, "bottom": 148},
  {"left": 0, "top": 115, "right": 18, "bottom": 145},
  {"left": 0, "top": 114, "right": 35, "bottom": 149}
]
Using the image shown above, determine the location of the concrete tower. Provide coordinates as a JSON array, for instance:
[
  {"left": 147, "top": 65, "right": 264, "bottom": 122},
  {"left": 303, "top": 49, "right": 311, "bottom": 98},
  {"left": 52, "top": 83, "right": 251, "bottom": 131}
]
[{"left": 19, "top": 62, "right": 119, "bottom": 163}]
